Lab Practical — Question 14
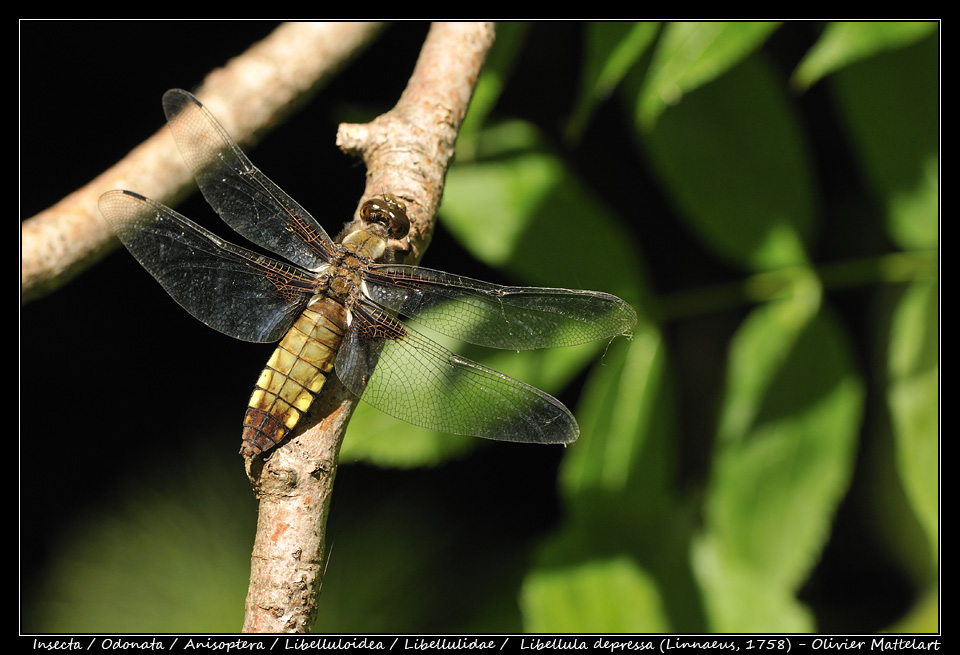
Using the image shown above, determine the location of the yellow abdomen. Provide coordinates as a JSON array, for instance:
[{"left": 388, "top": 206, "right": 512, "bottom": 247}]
[{"left": 240, "top": 297, "right": 347, "bottom": 456}]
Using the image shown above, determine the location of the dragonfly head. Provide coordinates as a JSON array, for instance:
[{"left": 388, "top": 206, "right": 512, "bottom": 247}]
[{"left": 359, "top": 195, "right": 410, "bottom": 240}]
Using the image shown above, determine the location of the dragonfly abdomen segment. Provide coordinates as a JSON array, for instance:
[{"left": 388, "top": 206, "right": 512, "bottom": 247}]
[{"left": 240, "top": 297, "right": 347, "bottom": 456}]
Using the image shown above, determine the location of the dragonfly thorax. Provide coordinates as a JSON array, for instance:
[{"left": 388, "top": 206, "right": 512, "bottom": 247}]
[
  {"left": 315, "top": 250, "right": 367, "bottom": 308},
  {"left": 339, "top": 225, "right": 389, "bottom": 262}
]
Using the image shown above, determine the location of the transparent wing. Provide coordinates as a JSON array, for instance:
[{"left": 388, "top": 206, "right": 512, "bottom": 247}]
[
  {"left": 363, "top": 264, "right": 638, "bottom": 350},
  {"left": 100, "top": 189, "right": 314, "bottom": 343},
  {"left": 334, "top": 304, "right": 579, "bottom": 445},
  {"left": 161, "top": 88, "right": 336, "bottom": 270}
]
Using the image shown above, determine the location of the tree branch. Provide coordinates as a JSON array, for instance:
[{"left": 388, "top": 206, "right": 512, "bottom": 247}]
[
  {"left": 241, "top": 21, "right": 496, "bottom": 634},
  {"left": 21, "top": 21, "right": 384, "bottom": 303}
]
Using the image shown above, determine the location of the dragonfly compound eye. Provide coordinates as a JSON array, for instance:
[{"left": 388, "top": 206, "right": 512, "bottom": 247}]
[{"left": 360, "top": 195, "right": 410, "bottom": 240}]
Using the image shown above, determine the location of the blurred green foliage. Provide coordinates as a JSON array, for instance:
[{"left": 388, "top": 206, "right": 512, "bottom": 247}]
[{"left": 24, "top": 21, "right": 937, "bottom": 634}]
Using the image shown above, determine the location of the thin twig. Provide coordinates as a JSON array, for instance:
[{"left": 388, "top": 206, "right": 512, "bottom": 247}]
[
  {"left": 21, "top": 21, "right": 384, "bottom": 303},
  {"left": 241, "top": 21, "right": 496, "bottom": 634}
]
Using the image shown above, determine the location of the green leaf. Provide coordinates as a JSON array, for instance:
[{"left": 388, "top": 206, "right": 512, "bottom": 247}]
[
  {"left": 692, "top": 534, "right": 815, "bottom": 632},
  {"left": 882, "top": 588, "right": 940, "bottom": 633},
  {"left": 697, "top": 295, "right": 864, "bottom": 631},
  {"left": 341, "top": 401, "right": 478, "bottom": 468},
  {"left": 442, "top": 121, "right": 647, "bottom": 302},
  {"left": 715, "top": 272, "right": 822, "bottom": 442},
  {"left": 829, "top": 32, "right": 939, "bottom": 250},
  {"left": 561, "top": 323, "right": 670, "bottom": 500},
  {"left": 566, "top": 21, "right": 660, "bottom": 142},
  {"left": 521, "top": 556, "right": 670, "bottom": 632},
  {"left": 521, "top": 325, "right": 701, "bottom": 632},
  {"left": 458, "top": 22, "right": 530, "bottom": 160},
  {"left": 887, "top": 278, "right": 939, "bottom": 566},
  {"left": 793, "top": 21, "right": 939, "bottom": 90},
  {"left": 637, "top": 21, "right": 780, "bottom": 129},
  {"left": 640, "top": 54, "right": 816, "bottom": 271}
]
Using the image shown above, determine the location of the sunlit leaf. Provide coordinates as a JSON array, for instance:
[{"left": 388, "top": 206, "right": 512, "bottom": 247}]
[
  {"left": 692, "top": 534, "right": 815, "bottom": 632},
  {"left": 566, "top": 22, "right": 660, "bottom": 142},
  {"left": 637, "top": 21, "right": 780, "bottom": 129},
  {"left": 442, "top": 124, "right": 646, "bottom": 302},
  {"left": 640, "top": 55, "right": 816, "bottom": 271},
  {"left": 458, "top": 22, "right": 531, "bottom": 160},
  {"left": 882, "top": 588, "right": 940, "bottom": 634},
  {"left": 520, "top": 324, "right": 696, "bottom": 632},
  {"left": 793, "top": 21, "right": 938, "bottom": 90},
  {"left": 342, "top": 402, "right": 478, "bottom": 468},
  {"left": 887, "top": 278, "right": 939, "bottom": 565},
  {"left": 829, "top": 32, "right": 939, "bottom": 250},
  {"left": 521, "top": 556, "right": 670, "bottom": 632},
  {"left": 697, "top": 295, "right": 864, "bottom": 631},
  {"left": 561, "top": 323, "right": 669, "bottom": 498}
]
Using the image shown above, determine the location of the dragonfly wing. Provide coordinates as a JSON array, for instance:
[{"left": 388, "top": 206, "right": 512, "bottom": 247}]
[
  {"left": 334, "top": 304, "right": 579, "bottom": 444},
  {"left": 362, "top": 264, "right": 638, "bottom": 350},
  {"left": 161, "top": 89, "right": 335, "bottom": 271},
  {"left": 100, "top": 190, "right": 314, "bottom": 343}
]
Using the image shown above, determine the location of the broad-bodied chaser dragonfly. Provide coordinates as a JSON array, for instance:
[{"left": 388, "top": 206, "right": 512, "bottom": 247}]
[{"left": 100, "top": 89, "right": 637, "bottom": 457}]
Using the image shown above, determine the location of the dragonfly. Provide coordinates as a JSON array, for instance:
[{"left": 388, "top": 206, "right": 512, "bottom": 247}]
[{"left": 99, "top": 89, "right": 637, "bottom": 457}]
